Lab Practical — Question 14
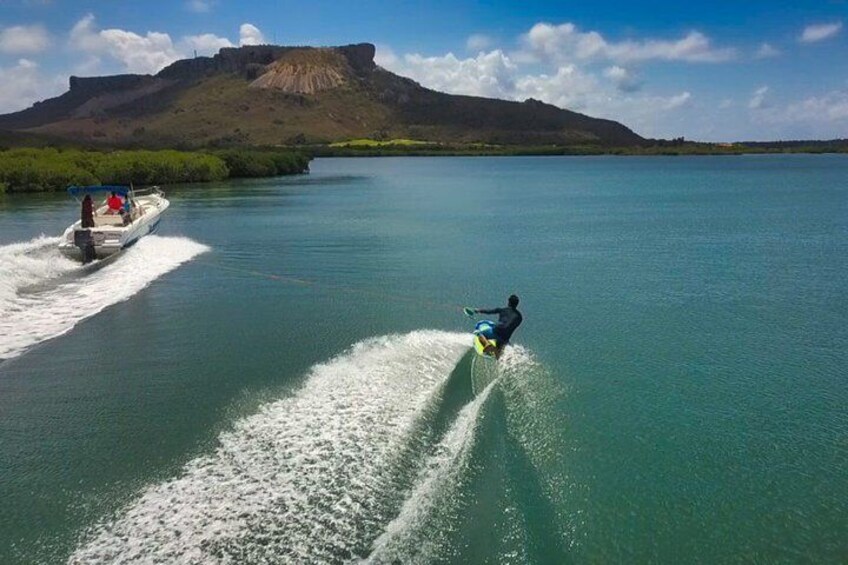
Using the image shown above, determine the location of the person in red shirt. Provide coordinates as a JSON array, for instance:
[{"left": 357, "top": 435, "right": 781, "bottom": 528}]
[{"left": 107, "top": 191, "right": 123, "bottom": 214}]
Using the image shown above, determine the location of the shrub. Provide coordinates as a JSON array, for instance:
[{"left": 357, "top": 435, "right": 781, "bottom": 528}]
[{"left": 215, "top": 149, "right": 309, "bottom": 177}]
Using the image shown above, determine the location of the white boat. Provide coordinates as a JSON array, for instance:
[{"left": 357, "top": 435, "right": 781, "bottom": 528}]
[{"left": 58, "top": 185, "right": 170, "bottom": 262}]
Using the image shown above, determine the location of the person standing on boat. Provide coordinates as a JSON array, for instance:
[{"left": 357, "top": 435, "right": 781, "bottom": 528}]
[{"left": 81, "top": 194, "right": 95, "bottom": 228}]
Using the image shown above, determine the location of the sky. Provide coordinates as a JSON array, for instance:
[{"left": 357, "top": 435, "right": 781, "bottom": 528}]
[{"left": 0, "top": 0, "right": 846, "bottom": 141}]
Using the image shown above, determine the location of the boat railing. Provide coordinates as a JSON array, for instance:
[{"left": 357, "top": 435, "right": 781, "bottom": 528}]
[{"left": 130, "top": 186, "right": 165, "bottom": 198}]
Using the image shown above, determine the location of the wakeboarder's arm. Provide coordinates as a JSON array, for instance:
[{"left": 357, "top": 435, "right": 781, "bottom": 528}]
[{"left": 476, "top": 308, "right": 502, "bottom": 315}]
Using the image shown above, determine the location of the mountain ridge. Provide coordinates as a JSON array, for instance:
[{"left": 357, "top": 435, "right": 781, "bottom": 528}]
[{"left": 0, "top": 43, "right": 645, "bottom": 148}]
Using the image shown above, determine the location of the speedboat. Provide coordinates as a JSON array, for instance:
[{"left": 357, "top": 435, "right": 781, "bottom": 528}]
[{"left": 58, "top": 185, "right": 170, "bottom": 262}]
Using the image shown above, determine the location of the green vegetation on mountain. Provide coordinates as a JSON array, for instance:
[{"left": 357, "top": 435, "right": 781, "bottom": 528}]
[{"left": 0, "top": 147, "right": 308, "bottom": 193}]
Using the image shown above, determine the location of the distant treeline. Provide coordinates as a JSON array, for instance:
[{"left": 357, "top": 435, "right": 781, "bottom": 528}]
[
  {"left": 307, "top": 140, "right": 848, "bottom": 157},
  {"left": 736, "top": 139, "right": 848, "bottom": 153},
  {"left": 0, "top": 148, "right": 310, "bottom": 193},
  {"left": 306, "top": 142, "right": 733, "bottom": 157}
]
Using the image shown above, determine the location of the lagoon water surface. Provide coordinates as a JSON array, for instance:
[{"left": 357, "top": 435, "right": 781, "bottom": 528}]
[{"left": 1, "top": 156, "right": 846, "bottom": 563}]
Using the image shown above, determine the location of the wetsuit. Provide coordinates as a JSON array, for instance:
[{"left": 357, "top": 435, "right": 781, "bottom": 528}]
[{"left": 478, "top": 307, "right": 523, "bottom": 346}]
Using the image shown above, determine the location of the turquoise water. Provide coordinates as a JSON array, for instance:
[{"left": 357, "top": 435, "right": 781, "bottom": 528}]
[{"left": 0, "top": 156, "right": 846, "bottom": 563}]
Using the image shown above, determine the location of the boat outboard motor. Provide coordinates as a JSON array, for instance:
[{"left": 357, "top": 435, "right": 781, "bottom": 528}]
[{"left": 73, "top": 230, "right": 97, "bottom": 264}]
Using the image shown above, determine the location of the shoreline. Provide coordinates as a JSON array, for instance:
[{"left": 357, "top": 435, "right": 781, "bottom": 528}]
[
  {"left": 308, "top": 147, "right": 848, "bottom": 157},
  {"left": 2, "top": 143, "right": 845, "bottom": 194},
  {"left": 305, "top": 140, "right": 848, "bottom": 157}
]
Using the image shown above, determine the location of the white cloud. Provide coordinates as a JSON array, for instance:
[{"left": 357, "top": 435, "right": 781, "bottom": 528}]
[
  {"left": 239, "top": 23, "right": 264, "bottom": 46},
  {"left": 603, "top": 65, "right": 641, "bottom": 92},
  {"left": 799, "top": 21, "right": 842, "bottom": 43},
  {"left": 0, "top": 24, "right": 51, "bottom": 54},
  {"left": 14, "top": 58, "right": 35, "bottom": 69},
  {"left": 750, "top": 90, "right": 848, "bottom": 139},
  {"left": 780, "top": 90, "right": 848, "bottom": 122},
  {"left": 466, "top": 33, "right": 493, "bottom": 52},
  {"left": 374, "top": 44, "right": 399, "bottom": 68},
  {"left": 182, "top": 33, "right": 233, "bottom": 55},
  {"left": 0, "top": 59, "right": 65, "bottom": 113},
  {"left": 521, "top": 22, "right": 735, "bottom": 64},
  {"left": 390, "top": 50, "right": 518, "bottom": 99},
  {"left": 664, "top": 91, "right": 691, "bottom": 109},
  {"left": 186, "top": 0, "right": 212, "bottom": 13},
  {"left": 99, "top": 30, "right": 179, "bottom": 74},
  {"left": 69, "top": 14, "right": 182, "bottom": 74},
  {"left": 68, "top": 14, "right": 242, "bottom": 74},
  {"left": 749, "top": 86, "right": 769, "bottom": 109},
  {"left": 755, "top": 43, "right": 780, "bottom": 59},
  {"left": 514, "top": 64, "right": 600, "bottom": 111},
  {"left": 719, "top": 98, "right": 733, "bottom": 109},
  {"left": 68, "top": 14, "right": 102, "bottom": 52}
]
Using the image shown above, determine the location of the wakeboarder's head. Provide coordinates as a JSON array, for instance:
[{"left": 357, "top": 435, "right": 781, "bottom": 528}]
[{"left": 508, "top": 294, "right": 519, "bottom": 308}]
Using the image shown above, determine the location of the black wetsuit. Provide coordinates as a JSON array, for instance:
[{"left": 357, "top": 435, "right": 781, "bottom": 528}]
[{"left": 478, "top": 307, "right": 523, "bottom": 346}]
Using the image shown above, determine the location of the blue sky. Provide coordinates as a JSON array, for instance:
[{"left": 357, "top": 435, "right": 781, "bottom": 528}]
[{"left": 0, "top": 0, "right": 846, "bottom": 140}]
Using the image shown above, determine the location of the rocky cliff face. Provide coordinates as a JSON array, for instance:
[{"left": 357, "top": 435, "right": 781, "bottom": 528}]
[
  {"left": 249, "top": 49, "right": 353, "bottom": 94},
  {"left": 0, "top": 43, "right": 643, "bottom": 147},
  {"left": 156, "top": 43, "right": 376, "bottom": 82}
]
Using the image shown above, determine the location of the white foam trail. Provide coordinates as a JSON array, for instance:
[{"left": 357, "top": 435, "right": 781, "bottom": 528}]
[
  {"left": 0, "top": 235, "right": 209, "bottom": 360},
  {"left": 364, "top": 345, "right": 532, "bottom": 564},
  {"left": 366, "top": 380, "right": 494, "bottom": 564},
  {"left": 68, "top": 331, "right": 470, "bottom": 565},
  {"left": 0, "top": 235, "right": 78, "bottom": 308}
]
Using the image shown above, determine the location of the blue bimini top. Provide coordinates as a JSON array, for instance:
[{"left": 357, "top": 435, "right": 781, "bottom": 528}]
[{"left": 67, "top": 185, "right": 130, "bottom": 197}]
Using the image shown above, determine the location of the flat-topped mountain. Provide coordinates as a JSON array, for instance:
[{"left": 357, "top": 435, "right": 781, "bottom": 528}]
[{"left": 0, "top": 43, "right": 644, "bottom": 147}]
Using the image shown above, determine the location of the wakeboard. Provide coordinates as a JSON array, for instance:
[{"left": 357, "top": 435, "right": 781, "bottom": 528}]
[
  {"left": 464, "top": 310, "right": 500, "bottom": 393},
  {"left": 473, "top": 333, "right": 498, "bottom": 357}
]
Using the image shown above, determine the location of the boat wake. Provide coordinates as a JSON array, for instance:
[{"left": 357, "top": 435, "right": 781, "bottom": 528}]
[
  {"left": 0, "top": 235, "right": 209, "bottom": 360},
  {"left": 67, "top": 332, "right": 562, "bottom": 564}
]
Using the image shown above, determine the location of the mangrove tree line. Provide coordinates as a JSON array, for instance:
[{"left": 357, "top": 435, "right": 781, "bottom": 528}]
[{"left": 0, "top": 148, "right": 310, "bottom": 193}]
